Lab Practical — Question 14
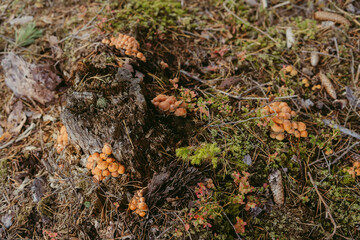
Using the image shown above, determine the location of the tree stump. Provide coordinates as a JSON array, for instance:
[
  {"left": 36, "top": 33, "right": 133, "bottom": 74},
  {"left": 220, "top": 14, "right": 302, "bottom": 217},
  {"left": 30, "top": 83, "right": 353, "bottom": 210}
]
[{"left": 61, "top": 68, "right": 166, "bottom": 179}]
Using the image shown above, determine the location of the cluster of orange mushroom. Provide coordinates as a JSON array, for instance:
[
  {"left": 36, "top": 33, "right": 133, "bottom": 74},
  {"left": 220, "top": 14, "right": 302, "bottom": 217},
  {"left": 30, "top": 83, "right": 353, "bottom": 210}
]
[
  {"left": 56, "top": 125, "right": 69, "bottom": 154},
  {"left": 262, "top": 102, "right": 308, "bottom": 140},
  {"left": 283, "top": 65, "right": 298, "bottom": 76},
  {"left": 86, "top": 143, "right": 125, "bottom": 181},
  {"left": 129, "top": 189, "right": 148, "bottom": 217},
  {"left": 151, "top": 94, "right": 187, "bottom": 117},
  {"left": 102, "top": 33, "right": 146, "bottom": 62}
]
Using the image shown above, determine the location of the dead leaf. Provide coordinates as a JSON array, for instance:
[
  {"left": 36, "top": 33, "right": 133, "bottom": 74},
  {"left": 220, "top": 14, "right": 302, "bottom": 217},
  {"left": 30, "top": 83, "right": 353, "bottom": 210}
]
[
  {"left": 218, "top": 77, "right": 241, "bottom": 90},
  {"left": 31, "top": 177, "right": 46, "bottom": 203},
  {"left": 1, "top": 53, "right": 61, "bottom": 105},
  {"left": 7, "top": 100, "right": 26, "bottom": 134},
  {"left": 319, "top": 71, "right": 337, "bottom": 99}
]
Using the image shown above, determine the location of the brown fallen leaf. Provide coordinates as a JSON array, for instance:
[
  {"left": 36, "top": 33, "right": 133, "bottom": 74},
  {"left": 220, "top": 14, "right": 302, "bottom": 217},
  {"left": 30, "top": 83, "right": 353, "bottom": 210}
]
[
  {"left": 218, "top": 77, "right": 241, "bottom": 90},
  {"left": 319, "top": 71, "right": 337, "bottom": 99},
  {"left": 7, "top": 100, "right": 26, "bottom": 134},
  {"left": 1, "top": 53, "right": 61, "bottom": 105}
]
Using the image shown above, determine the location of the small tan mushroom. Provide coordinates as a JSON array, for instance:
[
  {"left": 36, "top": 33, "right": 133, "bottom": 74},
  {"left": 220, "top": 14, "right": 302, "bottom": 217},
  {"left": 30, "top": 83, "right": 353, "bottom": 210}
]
[
  {"left": 298, "top": 122, "right": 306, "bottom": 132},
  {"left": 102, "top": 169, "right": 110, "bottom": 177},
  {"left": 174, "top": 108, "right": 187, "bottom": 117},
  {"left": 118, "top": 164, "right": 125, "bottom": 174},
  {"left": 102, "top": 143, "right": 112, "bottom": 155},
  {"left": 283, "top": 120, "right": 291, "bottom": 132},
  {"left": 97, "top": 160, "right": 109, "bottom": 170},
  {"left": 158, "top": 101, "right": 170, "bottom": 111},
  {"left": 108, "top": 162, "right": 119, "bottom": 173},
  {"left": 275, "top": 133, "right": 285, "bottom": 141},
  {"left": 106, "top": 157, "right": 115, "bottom": 163},
  {"left": 94, "top": 167, "right": 102, "bottom": 176},
  {"left": 300, "top": 130, "right": 308, "bottom": 138},
  {"left": 271, "top": 123, "right": 284, "bottom": 133},
  {"left": 294, "top": 130, "right": 301, "bottom": 138},
  {"left": 272, "top": 117, "right": 283, "bottom": 125}
]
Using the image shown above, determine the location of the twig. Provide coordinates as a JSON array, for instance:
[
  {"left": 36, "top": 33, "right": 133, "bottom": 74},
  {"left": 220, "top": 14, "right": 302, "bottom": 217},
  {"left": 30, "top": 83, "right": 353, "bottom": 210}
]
[
  {"left": 330, "top": 142, "right": 360, "bottom": 165},
  {"left": 307, "top": 172, "right": 338, "bottom": 239},
  {"left": 223, "top": 0, "right": 278, "bottom": 43},
  {"left": 0, "top": 123, "right": 36, "bottom": 150},
  {"left": 222, "top": 212, "right": 242, "bottom": 240},
  {"left": 269, "top": 1, "right": 290, "bottom": 9},
  {"left": 323, "top": 119, "right": 360, "bottom": 140},
  {"left": 180, "top": 70, "right": 297, "bottom": 101}
]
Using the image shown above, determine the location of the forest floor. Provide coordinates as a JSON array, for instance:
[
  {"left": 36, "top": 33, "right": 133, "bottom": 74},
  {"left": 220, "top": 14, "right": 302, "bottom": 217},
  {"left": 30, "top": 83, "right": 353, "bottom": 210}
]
[{"left": 0, "top": 0, "right": 360, "bottom": 239}]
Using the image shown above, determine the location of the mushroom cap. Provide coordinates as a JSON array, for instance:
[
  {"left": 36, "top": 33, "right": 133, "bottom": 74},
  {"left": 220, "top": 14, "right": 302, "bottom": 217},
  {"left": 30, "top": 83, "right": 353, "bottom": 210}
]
[
  {"left": 102, "top": 169, "right": 110, "bottom": 177},
  {"left": 111, "top": 172, "right": 119, "bottom": 177},
  {"left": 287, "top": 128, "right": 295, "bottom": 134},
  {"left": 138, "top": 202, "right": 148, "bottom": 211},
  {"left": 300, "top": 130, "right": 308, "bottom": 138},
  {"left": 281, "top": 106, "right": 291, "bottom": 113},
  {"left": 283, "top": 120, "right": 291, "bottom": 132},
  {"left": 290, "top": 111, "right": 296, "bottom": 117},
  {"left": 285, "top": 65, "right": 293, "bottom": 72},
  {"left": 169, "top": 104, "right": 177, "bottom": 113},
  {"left": 272, "top": 117, "right": 283, "bottom": 125},
  {"left": 152, "top": 94, "right": 167, "bottom": 103},
  {"left": 174, "top": 108, "right": 187, "bottom": 117},
  {"left": 270, "top": 132, "right": 277, "bottom": 139},
  {"left": 278, "top": 112, "right": 290, "bottom": 120},
  {"left": 94, "top": 167, "right": 102, "bottom": 176},
  {"left": 278, "top": 102, "right": 288, "bottom": 109},
  {"left": 275, "top": 133, "right": 285, "bottom": 141},
  {"left": 92, "top": 152, "right": 101, "bottom": 161},
  {"left": 298, "top": 122, "right": 306, "bottom": 131},
  {"left": 106, "top": 157, "right": 115, "bottom": 163},
  {"left": 108, "top": 162, "right": 119, "bottom": 173},
  {"left": 129, "top": 203, "right": 137, "bottom": 211},
  {"left": 271, "top": 123, "right": 284, "bottom": 133},
  {"left": 294, "top": 130, "right": 301, "bottom": 138},
  {"left": 158, "top": 101, "right": 170, "bottom": 111},
  {"left": 290, "top": 70, "right": 298, "bottom": 76},
  {"left": 139, "top": 197, "right": 145, "bottom": 202},
  {"left": 138, "top": 211, "right": 146, "bottom": 217},
  {"left": 100, "top": 153, "right": 107, "bottom": 160},
  {"left": 292, "top": 122, "right": 298, "bottom": 129},
  {"left": 86, "top": 162, "right": 94, "bottom": 170},
  {"left": 165, "top": 96, "right": 177, "bottom": 104},
  {"left": 102, "top": 143, "right": 112, "bottom": 155},
  {"left": 87, "top": 155, "right": 94, "bottom": 163},
  {"left": 118, "top": 164, "right": 125, "bottom": 174},
  {"left": 97, "top": 160, "right": 109, "bottom": 170}
]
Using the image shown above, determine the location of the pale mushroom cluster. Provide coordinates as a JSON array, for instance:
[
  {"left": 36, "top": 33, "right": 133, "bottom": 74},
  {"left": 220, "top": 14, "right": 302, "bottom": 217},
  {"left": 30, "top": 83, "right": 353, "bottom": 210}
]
[
  {"left": 129, "top": 189, "right": 148, "bottom": 217},
  {"left": 102, "top": 33, "right": 146, "bottom": 62},
  {"left": 86, "top": 143, "right": 125, "bottom": 181},
  {"left": 151, "top": 94, "right": 187, "bottom": 117},
  {"left": 262, "top": 102, "right": 308, "bottom": 140},
  {"left": 56, "top": 125, "right": 69, "bottom": 154}
]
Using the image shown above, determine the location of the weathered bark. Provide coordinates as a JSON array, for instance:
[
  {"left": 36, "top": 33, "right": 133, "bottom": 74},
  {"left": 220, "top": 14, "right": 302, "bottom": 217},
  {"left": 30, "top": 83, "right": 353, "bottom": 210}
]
[{"left": 61, "top": 68, "right": 164, "bottom": 179}]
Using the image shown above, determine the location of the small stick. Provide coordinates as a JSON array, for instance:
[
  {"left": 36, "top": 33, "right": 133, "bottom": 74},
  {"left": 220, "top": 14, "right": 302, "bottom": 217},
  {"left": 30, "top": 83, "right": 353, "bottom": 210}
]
[
  {"left": 323, "top": 119, "right": 360, "bottom": 140},
  {"left": 308, "top": 172, "right": 338, "bottom": 239},
  {"left": 222, "top": 212, "right": 242, "bottom": 240}
]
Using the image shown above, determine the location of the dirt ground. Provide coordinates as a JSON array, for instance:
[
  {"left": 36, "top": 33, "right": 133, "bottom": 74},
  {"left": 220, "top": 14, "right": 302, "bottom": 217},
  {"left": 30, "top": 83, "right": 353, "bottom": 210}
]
[{"left": 0, "top": 0, "right": 360, "bottom": 239}]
